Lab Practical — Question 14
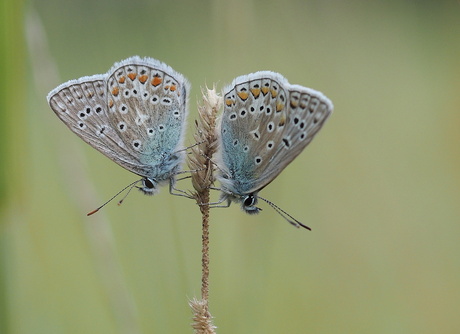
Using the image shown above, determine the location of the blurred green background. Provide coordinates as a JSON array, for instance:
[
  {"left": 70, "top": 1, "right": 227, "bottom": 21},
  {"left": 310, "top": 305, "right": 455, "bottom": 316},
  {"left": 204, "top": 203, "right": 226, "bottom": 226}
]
[{"left": 2, "top": 0, "right": 460, "bottom": 333}]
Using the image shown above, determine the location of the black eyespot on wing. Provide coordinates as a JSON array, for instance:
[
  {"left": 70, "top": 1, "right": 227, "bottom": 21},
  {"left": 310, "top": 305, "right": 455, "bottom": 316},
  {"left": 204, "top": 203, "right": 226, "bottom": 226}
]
[{"left": 283, "top": 138, "right": 290, "bottom": 147}]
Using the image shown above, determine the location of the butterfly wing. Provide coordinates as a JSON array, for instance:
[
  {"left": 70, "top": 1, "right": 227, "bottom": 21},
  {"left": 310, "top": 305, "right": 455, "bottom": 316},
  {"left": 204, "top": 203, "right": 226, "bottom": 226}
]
[
  {"left": 47, "top": 74, "right": 137, "bottom": 171},
  {"left": 47, "top": 56, "right": 190, "bottom": 180},
  {"left": 105, "top": 56, "right": 190, "bottom": 179},
  {"left": 217, "top": 71, "right": 333, "bottom": 195}
]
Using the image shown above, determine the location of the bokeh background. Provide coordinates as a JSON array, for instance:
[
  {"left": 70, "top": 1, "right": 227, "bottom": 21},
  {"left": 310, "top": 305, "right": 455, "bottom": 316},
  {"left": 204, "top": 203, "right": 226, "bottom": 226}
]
[{"left": 2, "top": 0, "right": 460, "bottom": 333}]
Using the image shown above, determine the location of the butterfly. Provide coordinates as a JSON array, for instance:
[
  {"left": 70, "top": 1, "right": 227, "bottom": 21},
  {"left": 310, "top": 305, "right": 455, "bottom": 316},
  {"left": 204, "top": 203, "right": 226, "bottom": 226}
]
[
  {"left": 47, "top": 56, "right": 190, "bottom": 211},
  {"left": 215, "top": 71, "right": 333, "bottom": 229}
]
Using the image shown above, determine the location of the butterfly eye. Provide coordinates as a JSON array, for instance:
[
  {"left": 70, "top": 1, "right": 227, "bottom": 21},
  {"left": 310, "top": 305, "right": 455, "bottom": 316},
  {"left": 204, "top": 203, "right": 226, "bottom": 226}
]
[
  {"left": 143, "top": 178, "right": 155, "bottom": 189},
  {"left": 243, "top": 195, "right": 256, "bottom": 207},
  {"left": 139, "top": 178, "right": 159, "bottom": 195}
]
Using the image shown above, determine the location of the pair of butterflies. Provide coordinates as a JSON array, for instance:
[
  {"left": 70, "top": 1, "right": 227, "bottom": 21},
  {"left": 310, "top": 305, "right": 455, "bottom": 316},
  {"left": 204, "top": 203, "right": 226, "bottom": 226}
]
[{"left": 47, "top": 56, "right": 333, "bottom": 229}]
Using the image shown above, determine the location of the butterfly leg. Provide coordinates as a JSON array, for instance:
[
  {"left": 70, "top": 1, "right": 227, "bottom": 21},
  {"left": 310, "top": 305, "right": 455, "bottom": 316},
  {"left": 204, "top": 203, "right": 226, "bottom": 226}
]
[
  {"left": 208, "top": 202, "right": 232, "bottom": 209},
  {"left": 174, "top": 140, "right": 205, "bottom": 154},
  {"left": 176, "top": 175, "right": 192, "bottom": 182},
  {"left": 169, "top": 178, "right": 194, "bottom": 199},
  {"left": 175, "top": 168, "right": 206, "bottom": 175},
  {"left": 198, "top": 196, "right": 232, "bottom": 208}
]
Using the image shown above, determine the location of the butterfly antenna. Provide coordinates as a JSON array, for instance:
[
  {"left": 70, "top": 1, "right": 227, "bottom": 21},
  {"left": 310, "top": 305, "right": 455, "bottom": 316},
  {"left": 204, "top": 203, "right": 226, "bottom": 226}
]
[
  {"left": 87, "top": 179, "right": 141, "bottom": 216},
  {"left": 117, "top": 180, "right": 141, "bottom": 206},
  {"left": 258, "top": 196, "right": 311, "bottom": 231}
]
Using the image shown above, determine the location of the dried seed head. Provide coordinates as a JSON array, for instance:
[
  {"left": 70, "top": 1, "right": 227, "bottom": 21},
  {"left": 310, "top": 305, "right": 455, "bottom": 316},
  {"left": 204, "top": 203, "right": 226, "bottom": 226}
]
[
  {"left": 189, "top": 297, "right": 217, "bottom": 334},
  {"left": 188, "top": 87, "right": 222, "bottom": 200}
]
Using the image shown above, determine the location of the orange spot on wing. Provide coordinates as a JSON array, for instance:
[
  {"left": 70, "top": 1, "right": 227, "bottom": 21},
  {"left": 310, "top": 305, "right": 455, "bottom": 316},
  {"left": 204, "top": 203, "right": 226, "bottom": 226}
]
[
  {"left": 170, "top": 85, "right": 177, "bottom": 91},
  {"left": 270, "top": 89, "right": 278, "bottom": 98},
  {"left": 290, "top": 100, "right": 299, "bottom": 108},
  {"left": 225, "top": 99, "right": 234, "bottom": 106},
  {"left": 109, "top": 100, "right": 114, "bottom": 108},
  {"left": 139, "top": 75, "right": 148, "bottom": 84},
  {"left": 127, "top": 73, "right": 137, "bottom": 81},
  {"left": 237, "top": 91, "right": 249, "bottom": 100},
  {"left": 250, "top": 88, "right": 260, "bottom": 98},
  {"left": 276, "top": 102, "right": 284, "bottom": 112},
  {"left": 278, "top": 116, "right": 286, "bottom": 126},
  {"left": 151, "top": 76, "right": 162, "bottom": 86},
  {"left": 111, "top": 87, "right": 119, "bottom": 96},
  {"left": 261, "top": 87, "right": 269, "bottom": 95},
  {"left": 164, "top": 85, "right": 170, "bottom": 90},
  {"left": 118, "top": 76, "right": 126, "bottom": 84}
]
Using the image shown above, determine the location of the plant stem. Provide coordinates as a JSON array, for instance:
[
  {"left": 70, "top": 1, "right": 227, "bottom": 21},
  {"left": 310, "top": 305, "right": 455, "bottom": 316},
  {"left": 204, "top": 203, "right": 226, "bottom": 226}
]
[{"left": 188, "top": 88, "right": 221, "bottom": 333}]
